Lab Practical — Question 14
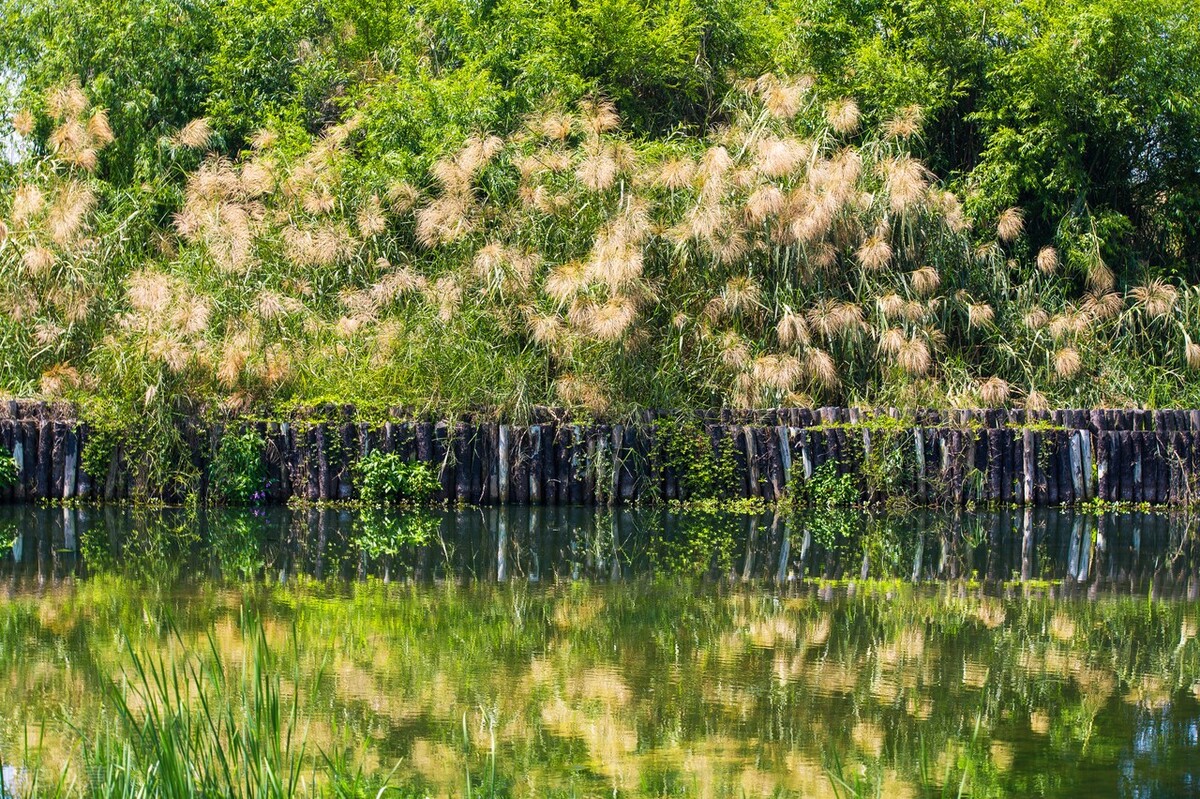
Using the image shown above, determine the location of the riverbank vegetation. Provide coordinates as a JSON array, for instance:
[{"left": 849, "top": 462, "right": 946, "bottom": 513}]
[{"left": 1, "top": 0, "right": 1199, "bottom": 434}]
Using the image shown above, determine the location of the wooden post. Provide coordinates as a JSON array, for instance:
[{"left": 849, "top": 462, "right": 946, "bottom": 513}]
[
  {"left": 914, "top": 427, "right": 927, "bottom": 505},
  {"left": 986, "top": 428, "right": 1003, "bottom": 502},
  {"left": 778, "top": 426, "right": 793, "bottom": 494},
  {"left": 1117, "top": 431, "right": 1133, "bottom": 503},
  {"left": 1022, "top": 430, "right": 1035, "bottom": 506},
  {"left": 799, "top": 429, "right": 813, "bottom": 480},
  {"left": 498, "top": 425, "right": 511, "bottom": 505},
  {"left": 744, "top": 425, "right": 760, "bottom": 498},
  {"left": 609, "top": 424, "right": 622, "bottom": 506},
  {"left": 571, "top": 425, "right": 585, "bottom": 505},
  {"left": 1068, "top": 430, "right": 1085, "bottom": 504},
  {"left": 62, "top": 426, "right": 78, "bottom": 500},
  {"left": 48, "top": 421, "right": 65, "bottom": 499},
  {"left": 530, "top": 425, "right": 544, "bottom": 505}
]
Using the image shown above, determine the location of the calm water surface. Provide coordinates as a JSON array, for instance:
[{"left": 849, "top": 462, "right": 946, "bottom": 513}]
[{"left": 2, "top": 506, "right": 1199, "bottom": 798}]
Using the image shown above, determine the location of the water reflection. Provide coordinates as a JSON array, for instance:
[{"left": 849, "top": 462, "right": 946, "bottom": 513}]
[
  {"left": 1, "top": 578, "right": 1199, "bottom": 798},
  {"left": 2, "top": 505, "right": 1200, "bottom": 595}
]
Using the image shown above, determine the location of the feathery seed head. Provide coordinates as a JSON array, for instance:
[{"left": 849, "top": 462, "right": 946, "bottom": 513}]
[
  {"left": 23, "top": 245, "right": 57, "bottom": 275},
  {"left": 825, "top": 99, "right": 860, "bottom": 135},
  {"left": 579, "top": 98, "right": 619, "bottom": 135},
  {"left": 856, "top": 233, "right": 892, "bottom": 271},
  {"left": 1082, "top": 290, "right": 1123, "bottom": 320},
  {"left": 805, "top": 348, "right": 840, "bottom": 389},
  {"left": 752, "top": 354, "right": 803, "bottom": 391},
  {"left": 1036, "top": 245, "right": 1059, "bottom": 274},
  {"left": 1129, "top": 278, "right": 1177, "bottom": 319},
  {"left": 176, "top": 118, "right": 214, "bottom": 149},
  {"left": 967, "top": 302, "right": 995, "bottom": 330},
  {"left": 722, "top": 276, "right": 762, "bottom": 314},
  {"left": 878, "top": 327, "right": 905, "bottom": 356},
  {"left": 1023, "top": 308, "right": 1049, "bottom": 330},
  {"left": 13, "top": 184, "right": 45, "bottom": 224},
  {"left": 883, "top": 156, "right": 928, "bottom": 213},
  {"left": 807, "top": 299, "right": 864, "bottom": 339},
  {"left": 1024, "top": 389, "right": 1049, "bottom": 412},
  {"left": 240, "top": 161, "right": 274, "bottom": 197},
  {"left": 978, "top": 376, "right": 1010, "bottom": 405},
  {"left": 655, "top": 157, "right": 696, "bottom": 190},
  {"left": 877, "top": 293, "right": 905, "bottom": 320},
  {"left": 744, "top": 185, "right": 785, "bottom": 225},
  {"left": 86, "top": 109, "right": 114, "bottom": 146},
  {"left": 997, "top": 207, "right": 1024, "bottom": 243},
  {"left": 754, "top": 137, "right": 809, "bottom": 178},
  {"left": 47, "top": 80, "right": 88, "bottom": 120},
  {"left": 544, "top": 262, "right": 587, "bottom": 303},
  {"left": 589, "top": 295, "right": 636, "bottom": 341},
  {"left": 385, "top": 181, "right": 418, "bottom": 215},
  {"left": 528, "top": 312, "right": 563, "bottom": 345},
  {"left": 13, "top": 108, "right": 34, "bottom": 136},
  {"left": 1054, "top": 347, "right": 1082, "bottom": 379},
  {"left": 897, "top": 335, "right": 931, "bottom": 376},
  {"left": 576, "top": 146, "right": 619, "bottom": 191},
  {"left": 776, "top": 311, "right": 811, "bottom": 348},
  {"left": 1186, "top": 341, "right": 1200, "bottom": 371},
  {"left": 356, "top": 194, "right": 387, "bottom": 237},
  {"left": 883, "top": 105, "right": 923, "bottom": 139},
  {"left": 911, "top": 266, "right": 940, "bottom": 297}
]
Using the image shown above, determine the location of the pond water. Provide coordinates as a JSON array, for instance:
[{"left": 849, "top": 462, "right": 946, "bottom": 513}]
[{"left": 2, "top": 506, "right": 1200, "bottom": 797}]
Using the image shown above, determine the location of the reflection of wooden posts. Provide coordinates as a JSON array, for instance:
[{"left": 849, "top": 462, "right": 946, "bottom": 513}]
[
  {"left": 775, "top": 516, "right": 790, "bottom": 584},
  {"left": 496, "top": 508, "right": 508, "bottom": 582},
  {"left": 741, "top": 515, "right": 757, "bottom": 582},
  {"left": 1020, "top": 507, "right": 1034, "bottom": 581}
]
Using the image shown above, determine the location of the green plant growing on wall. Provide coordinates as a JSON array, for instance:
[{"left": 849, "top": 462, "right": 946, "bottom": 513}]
[
  {"left": 0, "top": 450, "right": 17, "bottom": 488},
  {"left": 357, "top": 451, "right": 439, "bottom": 506},
  {"left": 657, "top": 418, "right": 739, "bottom": 502},
  {"left": 799, "top": 461, "right": 862, "bottom": 549},
  {"left": 210, "top": 427, "right": 267, "bottom": 505}
]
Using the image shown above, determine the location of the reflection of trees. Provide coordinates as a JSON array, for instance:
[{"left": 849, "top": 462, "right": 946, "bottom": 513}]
[{"left": 2, "top": 582, "right": 1199, "bottom": 797}]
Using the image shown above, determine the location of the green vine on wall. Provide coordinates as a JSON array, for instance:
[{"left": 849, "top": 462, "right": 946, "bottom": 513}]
[
  {"left": 656, "top": 417, "right": 739, "bottom": 501},
  {"left": 210, "top": 427, "right": 268, "bottom": 505},
  {"left": 0, "top": 450, "right": 17, "bottom": 488}
]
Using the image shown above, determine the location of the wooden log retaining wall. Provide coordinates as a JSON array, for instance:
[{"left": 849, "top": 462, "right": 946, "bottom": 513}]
[{"left": 5, "top": 402, "right": 1200, "bottom": 505}]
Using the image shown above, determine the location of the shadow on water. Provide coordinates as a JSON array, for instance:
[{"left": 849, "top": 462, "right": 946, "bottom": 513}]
[{"left": 2, "top": 505, "right": 1199, "bottom": 595}]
